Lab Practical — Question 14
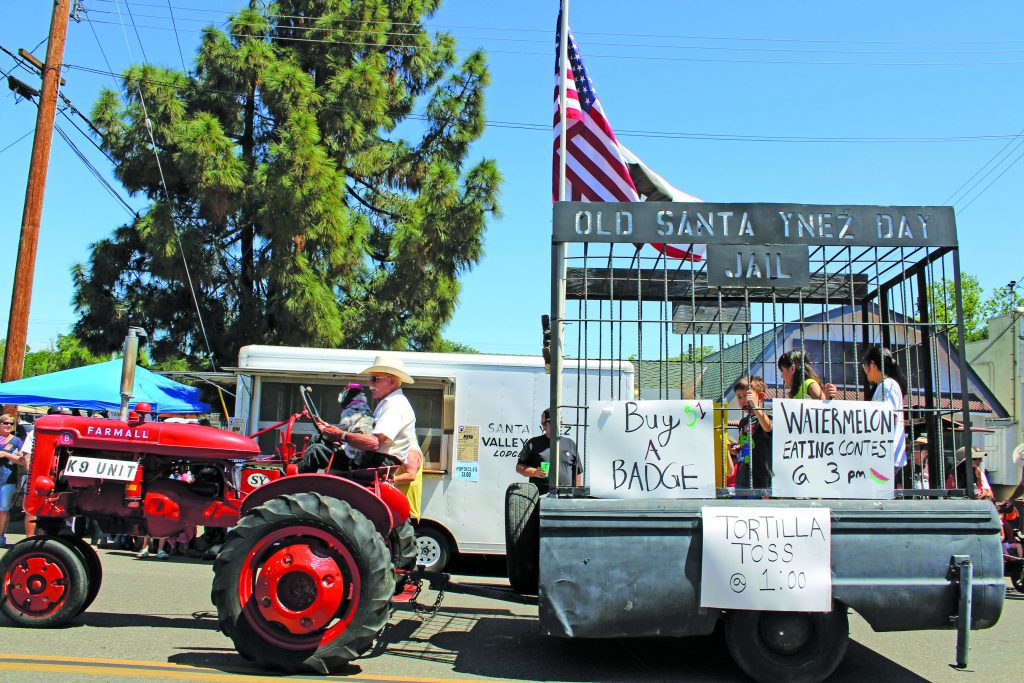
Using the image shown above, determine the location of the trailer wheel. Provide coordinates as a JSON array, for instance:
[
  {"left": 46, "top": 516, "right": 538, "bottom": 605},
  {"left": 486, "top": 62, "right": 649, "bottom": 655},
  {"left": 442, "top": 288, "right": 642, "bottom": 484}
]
[
  {"left": 0, "top": 537, "right": 89, "bottom": 627},
  {"left": 52, "top": 534, "right": 103, "bottom": 615},
  {"left": 725, "top": 605, "right": 849, "bottom": 683},
  {"left": 504, "top": 483, "right": 540, "bottom": 595},
  {"left": 211, "top": 492, "right": 394, "bottom": 674},
  {"left": 414, "top": 525, "right": 451, "bottom": 573}
]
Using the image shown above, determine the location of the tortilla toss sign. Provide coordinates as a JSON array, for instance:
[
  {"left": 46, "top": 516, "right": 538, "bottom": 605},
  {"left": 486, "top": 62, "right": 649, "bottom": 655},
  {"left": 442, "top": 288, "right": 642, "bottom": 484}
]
[
  {"left": 772, "top": 399, "right": 899, "bottom": 499},
  {"left": 586, "top": 400, "right": 715, "bottom": 498},
  {"left": 700, "top": 506, "right": 832, "bottom": 612}
]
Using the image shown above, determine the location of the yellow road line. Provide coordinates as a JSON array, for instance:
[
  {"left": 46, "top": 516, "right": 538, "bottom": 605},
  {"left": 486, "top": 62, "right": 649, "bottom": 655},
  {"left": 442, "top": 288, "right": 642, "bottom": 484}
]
[{"left": 0, "top": 654, "right": 489, "bottom": 683}]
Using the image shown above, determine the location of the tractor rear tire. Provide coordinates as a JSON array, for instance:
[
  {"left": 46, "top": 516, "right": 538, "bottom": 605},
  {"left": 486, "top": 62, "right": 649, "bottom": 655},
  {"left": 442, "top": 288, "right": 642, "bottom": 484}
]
[
  {"left": 391, "top": 520, "right": 419, "bottom": 593},
  {"left": 52, "top": 534, "right": 103, "bottom": 615},
  {"left": 0, "top": 537, "right": 89, "bottom": 627},
  {"left": 212, "top": 492, "right": 394, "bottom": 674},
  {"left": 504, "top": 482, "right": 541, "bottom": 595},
  {"left": 725, "top": 605, "right": 850, "bottom": 683},
  {"left": 1010, "top": 562, "right": 1024, "bottom": 593},
  {"left": 392, "top": 521, "right": 418, "bottom": 571}
]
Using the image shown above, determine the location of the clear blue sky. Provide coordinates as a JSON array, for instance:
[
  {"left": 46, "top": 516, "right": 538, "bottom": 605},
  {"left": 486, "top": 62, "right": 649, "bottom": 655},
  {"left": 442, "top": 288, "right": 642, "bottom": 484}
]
[{"left": 2, "top": 0, "right": 1022, "bottom": 359}]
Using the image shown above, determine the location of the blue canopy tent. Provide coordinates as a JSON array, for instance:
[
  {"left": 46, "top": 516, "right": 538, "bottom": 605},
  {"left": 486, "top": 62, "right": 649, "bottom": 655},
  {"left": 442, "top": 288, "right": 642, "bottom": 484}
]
[{"left": 0, "top": 360, "right": 210, "bottom": 413}]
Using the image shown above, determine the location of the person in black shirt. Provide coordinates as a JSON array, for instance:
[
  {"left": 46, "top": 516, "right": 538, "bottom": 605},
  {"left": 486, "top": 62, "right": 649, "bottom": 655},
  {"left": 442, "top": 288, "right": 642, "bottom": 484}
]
[
  {"left": 733, "top": 376, "right": 773, "bottom": 491},
  {"left": 515, "top": 408, "right": 580, "bottom": 494}
]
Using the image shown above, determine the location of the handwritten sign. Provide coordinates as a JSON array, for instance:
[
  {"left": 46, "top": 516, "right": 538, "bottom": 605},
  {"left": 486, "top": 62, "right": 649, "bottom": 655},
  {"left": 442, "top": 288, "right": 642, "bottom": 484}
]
[
  {"left": 586, "top": 400, "right": 715, "bottom": 498},
  {"left": 772, "top": 399, "right": 898, "bottom": 499},
  {"left": 700, "top": 506, "right": 832, "bottom": 612},
  {"left": 454, "top": 425, "right": 480, "bottom": 482}
]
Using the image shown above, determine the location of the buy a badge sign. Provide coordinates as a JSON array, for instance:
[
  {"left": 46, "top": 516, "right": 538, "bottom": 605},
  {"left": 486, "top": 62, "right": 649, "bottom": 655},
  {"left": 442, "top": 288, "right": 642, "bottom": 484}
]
[{"left": 586, "top": 400, "right": 716, "bottom": 499}]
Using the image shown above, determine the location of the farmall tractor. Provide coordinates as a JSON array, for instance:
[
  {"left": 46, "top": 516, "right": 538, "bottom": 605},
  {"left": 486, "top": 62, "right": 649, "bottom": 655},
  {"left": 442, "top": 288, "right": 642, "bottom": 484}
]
[{"left": 0, "top": 345, "right": 418, "bottom": 674}]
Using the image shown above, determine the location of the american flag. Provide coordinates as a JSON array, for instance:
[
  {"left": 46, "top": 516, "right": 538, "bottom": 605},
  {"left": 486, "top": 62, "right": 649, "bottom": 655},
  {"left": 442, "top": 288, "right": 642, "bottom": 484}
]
[
  {"left": 552, "top": 17, "right": 639, "bottom": 203},
  {"left": 553, "top": 15, "right": 702, "bottom": 262}
]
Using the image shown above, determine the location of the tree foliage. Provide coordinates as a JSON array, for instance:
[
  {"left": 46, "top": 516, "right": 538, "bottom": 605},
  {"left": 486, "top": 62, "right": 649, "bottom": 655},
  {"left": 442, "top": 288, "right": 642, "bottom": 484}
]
[
  {"left": 927, "top": 275, "right": 1021, "bottom": 348},
  {"left": 1, "top": 335, "right": 106, "bottom": 378},
  {"left": 72, "top": 0, "right": 501, "bottom": 366}
]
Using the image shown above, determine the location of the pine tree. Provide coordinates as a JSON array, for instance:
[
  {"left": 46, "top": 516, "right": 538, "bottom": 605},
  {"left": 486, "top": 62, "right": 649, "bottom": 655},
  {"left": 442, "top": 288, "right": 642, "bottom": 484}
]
[{"left": 72, "top": 0, "right": 501, "bottom": 365}]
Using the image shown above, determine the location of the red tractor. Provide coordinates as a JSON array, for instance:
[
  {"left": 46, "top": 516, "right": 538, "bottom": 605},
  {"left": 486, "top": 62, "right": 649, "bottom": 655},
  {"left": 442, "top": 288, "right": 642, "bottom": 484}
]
[{"left": 0, "top": 390, "right": 418, "bottom": 674}]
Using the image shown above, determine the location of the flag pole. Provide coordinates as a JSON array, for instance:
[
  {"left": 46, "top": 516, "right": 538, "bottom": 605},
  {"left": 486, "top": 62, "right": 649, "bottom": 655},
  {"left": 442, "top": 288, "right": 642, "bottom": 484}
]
[
  {"left": 551, "top": 0, "right": 570, "bottom": 492},
  {"left": 558, "top": 1, "right": 569, "bottom": 199}
]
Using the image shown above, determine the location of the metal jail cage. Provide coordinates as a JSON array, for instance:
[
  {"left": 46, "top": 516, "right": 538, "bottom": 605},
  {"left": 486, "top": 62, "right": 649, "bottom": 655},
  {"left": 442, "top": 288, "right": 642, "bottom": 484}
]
[{"left": 548, "top": 201, "right": 979, "bottom": 498}]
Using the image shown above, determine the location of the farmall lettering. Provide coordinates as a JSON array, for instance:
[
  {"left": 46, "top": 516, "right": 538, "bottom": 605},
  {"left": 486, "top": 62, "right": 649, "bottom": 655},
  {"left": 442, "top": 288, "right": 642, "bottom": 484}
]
[{"left": 85, "top": 425, "right": 152, "bottom": 440}]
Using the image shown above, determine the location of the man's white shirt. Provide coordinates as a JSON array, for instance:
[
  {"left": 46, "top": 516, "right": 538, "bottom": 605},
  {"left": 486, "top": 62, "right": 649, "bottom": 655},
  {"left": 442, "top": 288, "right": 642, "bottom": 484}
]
[{"left": 372, "top": 389, "right": 417, "bottom": 462}]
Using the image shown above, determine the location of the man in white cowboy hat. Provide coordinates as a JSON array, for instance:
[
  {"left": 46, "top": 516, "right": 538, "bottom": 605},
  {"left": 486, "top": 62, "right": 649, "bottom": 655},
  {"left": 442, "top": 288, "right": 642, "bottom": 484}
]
[
  {"left": 1000, "top": 443, "right": 1024, "bottom": 509},
  {"left": 315, "top": 353, "right": 423, "bottom": 519},
  {"left": 953, "top": 446, "right": 993, "bottom": 502}
]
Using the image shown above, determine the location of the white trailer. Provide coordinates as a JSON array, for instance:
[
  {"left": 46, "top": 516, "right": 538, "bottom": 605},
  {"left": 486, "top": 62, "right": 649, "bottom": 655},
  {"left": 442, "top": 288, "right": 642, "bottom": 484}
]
[{"left": 231, "top": 345, "right": 633, "bottom": 571}]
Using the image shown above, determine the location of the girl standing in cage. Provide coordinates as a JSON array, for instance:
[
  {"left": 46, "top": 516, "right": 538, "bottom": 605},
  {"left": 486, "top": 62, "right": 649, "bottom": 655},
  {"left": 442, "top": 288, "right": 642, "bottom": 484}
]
[
  {"left": 777, "top": 350, "right": 826, "bottom": 400},
  {"left": 856, "top": 345, "right": 908, "bottom": 472}
]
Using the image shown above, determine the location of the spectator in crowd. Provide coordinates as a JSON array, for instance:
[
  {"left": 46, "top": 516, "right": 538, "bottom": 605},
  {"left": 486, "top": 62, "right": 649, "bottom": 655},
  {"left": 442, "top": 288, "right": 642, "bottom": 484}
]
[
  {"left": 777, "top": 350, "right": 826, "bottom": 400},
  {"left": 0, "top": 413, "right": 25, "bottom": 547},
  {"left": 1001, "top": 446, "right": 1024, "bottom": 509},
  {"left": 516, "top": 408, "right": 581, "bottom": 494},
  {"left": 951, "top": 446, "right": 994, "bottom": 501},
  {"left": 911, "top": 435, "right": 931, "bottom": 490},
  {"left": 137, "top": 535, "right": 169, "bottom": 560}
]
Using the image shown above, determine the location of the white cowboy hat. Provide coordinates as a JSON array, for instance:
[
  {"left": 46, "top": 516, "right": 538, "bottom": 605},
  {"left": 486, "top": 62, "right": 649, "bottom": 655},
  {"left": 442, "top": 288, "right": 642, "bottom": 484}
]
[
  {"left": 955, "top": 446, "right": 985, "bottom": 464},
  {"left": 1013, "top": 442, "right": 1024, "bottom": 464},
  {"left": 360, "top": 354, "right": 414, "bottom": 384}
]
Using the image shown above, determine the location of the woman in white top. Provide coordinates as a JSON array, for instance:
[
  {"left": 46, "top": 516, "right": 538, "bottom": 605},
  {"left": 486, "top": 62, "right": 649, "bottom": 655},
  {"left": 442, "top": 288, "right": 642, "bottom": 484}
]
[{"left": 861, "top": 345, "right": 908, "bottom": 470}]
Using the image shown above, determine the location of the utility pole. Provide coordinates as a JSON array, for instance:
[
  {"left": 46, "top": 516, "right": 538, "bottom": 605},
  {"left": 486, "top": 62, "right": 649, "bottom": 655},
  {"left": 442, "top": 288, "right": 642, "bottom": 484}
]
[{"left": 2, "top": 0, "right": 73, "bottom": 389}]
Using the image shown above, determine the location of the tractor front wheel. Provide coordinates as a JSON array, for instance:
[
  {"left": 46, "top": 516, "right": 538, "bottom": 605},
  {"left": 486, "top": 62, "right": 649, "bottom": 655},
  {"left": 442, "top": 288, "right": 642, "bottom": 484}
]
[
  {"left": 212, "top": 492, "right": 394, "bottom": 674},
  {"left": 52, "top": 534, "right": 103, "bottom": 616},
  {"left": 0, "top": 537, "right": 89, "bottom": 627}
]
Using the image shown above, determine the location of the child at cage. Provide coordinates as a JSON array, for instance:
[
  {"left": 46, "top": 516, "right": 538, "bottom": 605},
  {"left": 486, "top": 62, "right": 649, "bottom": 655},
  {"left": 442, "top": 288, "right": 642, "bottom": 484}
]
[
  {"left": 777, "top": 350, "right": 826, "bottom": 400},
  {"left": 733, "top": 376, "right": 774, "bottom": 492},
  {"left": 862, "top": 345, "right": 908, "bottom": 475}
]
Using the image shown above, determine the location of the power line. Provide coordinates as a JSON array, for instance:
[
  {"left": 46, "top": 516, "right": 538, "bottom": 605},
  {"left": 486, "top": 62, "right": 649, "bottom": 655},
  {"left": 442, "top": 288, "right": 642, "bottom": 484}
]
[
  {"left": 164, "top": 0, "right": 187, "bottom": 72},
  {"left": 62, "top": 62, "right": 1024, "bottom": 146},
  {"left": 79, "top": 16, "right": 1024, "bottom": 67},
  {"left": 956, "top": 144, "right": 1024, "bottom": 214},
  {"left": 87, "top": 1, "right": 1024, "bottom": 47},
  {"left": 83, "top": 2, "right": 122, "bottom": 88},
  {"left": 84, "top": 6, "right": 1024, "bottom": 56},
  {"left": 121, "top": 0, "right": 152, "bottom": 64},
  {"left": 113, "top": 0, "right": 218, "bottom": 372},
  {"left": 53, "top": 119, "right": 137, "bottom": 217},
  {"left": 0, "top": 128, "right": 34, "bottom": 156},
  {"left": 942, "top": 126, "right": 1024, "bottom": 205}
]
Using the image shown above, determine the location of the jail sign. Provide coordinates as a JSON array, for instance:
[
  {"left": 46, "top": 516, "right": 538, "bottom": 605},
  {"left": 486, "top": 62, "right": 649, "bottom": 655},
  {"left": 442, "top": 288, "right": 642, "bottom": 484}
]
[
  {"left": 553, "top": 202, "right": 957, "bottom": 247},
  {"left": 707, "top": 244, "right": 810, "bottom": 288},
  {"left": 771, "top": 399, "right": 899, "bottom": 499},
  {"left": 586, "top": 400, "right": 715, "bottom": 498}
]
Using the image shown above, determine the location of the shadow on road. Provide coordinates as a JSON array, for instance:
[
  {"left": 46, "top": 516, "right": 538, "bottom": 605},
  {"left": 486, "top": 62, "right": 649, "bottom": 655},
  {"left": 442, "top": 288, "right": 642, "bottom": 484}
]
[
  {"left": 78, "top": 611, "right": 221, "bottom": 631},
  {"left": 375, "top": 606, "right": 933, "bottom": 683}
]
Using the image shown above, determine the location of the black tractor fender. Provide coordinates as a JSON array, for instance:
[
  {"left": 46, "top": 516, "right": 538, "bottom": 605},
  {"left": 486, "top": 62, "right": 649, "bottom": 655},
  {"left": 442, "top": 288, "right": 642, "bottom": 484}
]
[{"left": 240, "top": 474, "right": 393, "bottom": 538}]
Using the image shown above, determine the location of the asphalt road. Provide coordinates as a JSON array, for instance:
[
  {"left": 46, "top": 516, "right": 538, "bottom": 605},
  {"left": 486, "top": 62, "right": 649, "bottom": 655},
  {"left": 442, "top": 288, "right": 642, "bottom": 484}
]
[{"left": 0, "top": 529, "right": 1021, "bottom": 683}]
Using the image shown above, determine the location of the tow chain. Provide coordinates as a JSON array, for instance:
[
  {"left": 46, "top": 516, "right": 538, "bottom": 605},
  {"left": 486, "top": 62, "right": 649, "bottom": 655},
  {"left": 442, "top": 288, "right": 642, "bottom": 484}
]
[{"left": 410, "top": 574, "right": 447, "bottom": 622}]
